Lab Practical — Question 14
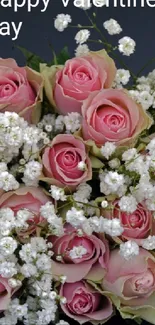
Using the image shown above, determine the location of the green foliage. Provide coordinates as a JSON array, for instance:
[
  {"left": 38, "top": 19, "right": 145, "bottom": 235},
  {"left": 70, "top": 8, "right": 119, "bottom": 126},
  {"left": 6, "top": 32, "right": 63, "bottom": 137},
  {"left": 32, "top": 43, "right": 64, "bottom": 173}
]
[
  {"left": 17, "top": 46, "right": 70, "bottom": 71},
  {"left": 52, "top": 46, "right": 70, "bottom": 65},
  {"left": 17, "top": 46, "right": 45, "bottom": 71}
]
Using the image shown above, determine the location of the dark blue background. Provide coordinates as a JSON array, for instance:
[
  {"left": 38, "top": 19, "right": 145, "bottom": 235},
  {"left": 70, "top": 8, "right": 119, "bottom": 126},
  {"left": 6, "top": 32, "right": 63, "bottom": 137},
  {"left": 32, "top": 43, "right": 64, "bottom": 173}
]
[{"left": 0, "top": 0, "right": 155, "bottom": 75}]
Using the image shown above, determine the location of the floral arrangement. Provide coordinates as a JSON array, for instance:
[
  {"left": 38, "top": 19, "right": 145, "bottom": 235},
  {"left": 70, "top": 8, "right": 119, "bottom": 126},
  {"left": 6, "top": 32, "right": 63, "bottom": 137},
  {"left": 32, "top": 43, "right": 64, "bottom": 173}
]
[{"left": 1, "top": 3, "right": 155, "bottom": 325}]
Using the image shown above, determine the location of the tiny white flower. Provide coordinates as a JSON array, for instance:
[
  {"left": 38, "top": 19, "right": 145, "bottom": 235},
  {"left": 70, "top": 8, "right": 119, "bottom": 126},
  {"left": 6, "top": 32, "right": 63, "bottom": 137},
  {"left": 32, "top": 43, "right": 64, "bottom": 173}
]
[
  {"left": 78, "top": 161, "right": 87, "bottom": 171},
  {"left": 118, "top": 37, "right": 136, "bottom": 56},
  {"left": 54, "top": 14, "right": 71, "bottom": 32},
  {"left": 101, "top": 142, "right": 116, "bottom": 159},
  {"left": 104, "top": 19, "right": 122, "bottom": 35},
  {"left": 75, "top": 44, "right": 89, "bottom": 57},
  {"left": 119, "top": 195, "right": 137, "bottom": 213},
  {"left": 101, "top": 200, "right": 108, "bottom": 208},
  {"left": 141, "top": 236, "right": 155, "bottom": 250},
  {"left": 69, "top": 245, "right": 87, "bottom": 259},
  {"left": 75, "top": 29, "right": 90, "bottom": 44},
  {"left": 115, "top": 69, "right": 130, "bottom": 85},
  {"left": 119, "top": 241, "right": 139, "bottom": 260}
]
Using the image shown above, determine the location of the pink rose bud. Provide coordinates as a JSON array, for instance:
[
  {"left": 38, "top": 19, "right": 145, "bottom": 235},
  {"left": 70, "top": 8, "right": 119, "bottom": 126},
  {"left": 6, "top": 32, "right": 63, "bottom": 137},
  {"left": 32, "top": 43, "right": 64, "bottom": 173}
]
[
  {"left": 60, "top": 280, "right": 113, "bottom": 324},
  {"left": 102, "top": 248, "right": 155, "bottom": 322},
  {"left": 40, "top": 49, "right": 116, "bottom": 114},
  {"left": 49, "top": 224, "right": 109, "bottom": 283},
  {"left": 42, "top": 134, "right": 92, "bottom": 190},
  {"left": 81, "top": 89, "right": 152, "bottom": 147}
]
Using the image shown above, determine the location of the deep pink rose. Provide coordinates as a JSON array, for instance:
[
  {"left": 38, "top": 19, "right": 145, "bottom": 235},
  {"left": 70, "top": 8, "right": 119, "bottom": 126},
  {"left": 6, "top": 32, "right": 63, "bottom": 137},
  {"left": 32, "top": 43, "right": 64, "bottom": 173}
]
[
  {"left": 41, "top": 50, "right": 116, "bottom": 114},
  {"left": 0, "top": 186, "right": 51, "bottom": 238},
  {"left": 102, "top": 248, "right": 155, "bottom": 308},
  {"left": 0, "top": 58, "right": 43, "bottom": 123},
  {"left": 104, "top": 201, "right": 153, "bottom": 242},
  {"left": 0, "top": 277, "right": 14, "bottom": 311},
  {"left": 49, "top": 224, "right": 109, "bottom": 283},
  {"left": 60, "top": 280, "right": 113, "bottom": 324},
  {"left": 42, "top": 134, "right": 92, "bottom": 190},
  {"left": 82, "top": 89, "right": 152, "bottom": 147}
]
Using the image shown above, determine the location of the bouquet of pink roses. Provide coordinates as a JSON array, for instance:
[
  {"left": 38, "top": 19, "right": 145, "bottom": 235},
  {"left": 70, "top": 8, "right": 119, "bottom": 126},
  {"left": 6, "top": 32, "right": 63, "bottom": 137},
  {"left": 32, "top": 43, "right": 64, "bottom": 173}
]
[{"left": 1, "top": 6, "right": 155, "bottom": 325}]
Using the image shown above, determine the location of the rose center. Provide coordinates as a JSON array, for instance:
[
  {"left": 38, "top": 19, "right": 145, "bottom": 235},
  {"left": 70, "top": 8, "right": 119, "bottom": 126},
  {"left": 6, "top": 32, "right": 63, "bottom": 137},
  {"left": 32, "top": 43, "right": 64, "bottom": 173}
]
[
  {"left": 75, "top": 71, "right": 90, "bottom": 82},
  {"left": 94, "top": 105, "right": 126, "bottom": 133},
  {"left": 0, "top": 83, "right": 15, "bottom": 97},
  {"left": 134, "top": 270, "right": 154, "bottom": 294},
  {"left": 129, "top": 214, "right": 141, "bottom": 228},
  {"left": 103, "top": 114, "right": 125, "bottom": 131},
  {"left": 70, "top": 291, "right": 92, "bottom": 314}
]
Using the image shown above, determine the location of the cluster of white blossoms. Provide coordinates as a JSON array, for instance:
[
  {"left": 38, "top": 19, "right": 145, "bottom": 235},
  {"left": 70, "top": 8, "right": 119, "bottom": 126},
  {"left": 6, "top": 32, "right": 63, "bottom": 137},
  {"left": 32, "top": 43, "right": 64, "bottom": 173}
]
[
  {"left": 0, "top": 111, "right": 49, "bottom": 176},
  {"left": 99, "top": 170, "right": 127, "bottom": 197},
  {"left": 40, "top": 202, "right": 64, "bottom": 236},
  {"left": 54, "top": 14, "right": 72, "bottom": 32},
  {"left": 101, "top": 142, "right": 116, "bottom": 159},
  {"left": 118, "top": 37, "right": 136, "bottom": 56},
  {"left": 39, "top": 112, "right": 82, "bottom": 135},
  {"left": 129, "top": 70, "right": 155, "bottom": 110},
  {"left": 113, "top": 69, "right": 131, "bottom": 87},
  {"left": 54, "top": 12, "right": 136, "bottom": 57},
  {"left": 103, "top": 18, "right": 122, "bottom": 35},
  {"left": 0, "top": 236, "right": 60, "bottom": 325},
  {"left": 0, "top": 162, "right": 19, "bottom": 191}
]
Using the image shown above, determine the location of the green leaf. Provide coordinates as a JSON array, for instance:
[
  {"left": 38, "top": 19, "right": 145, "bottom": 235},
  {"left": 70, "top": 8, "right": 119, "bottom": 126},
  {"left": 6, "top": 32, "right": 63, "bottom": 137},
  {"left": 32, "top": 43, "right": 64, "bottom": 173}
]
[
  {"left": 52, "top": 46, "right": 70, "bottom": 65},
  {"left": 90, "top": 155, "right": 104, "bottom": 169},
  {"left": 17, "top": 46, "right": 45, "bottom": 71}
]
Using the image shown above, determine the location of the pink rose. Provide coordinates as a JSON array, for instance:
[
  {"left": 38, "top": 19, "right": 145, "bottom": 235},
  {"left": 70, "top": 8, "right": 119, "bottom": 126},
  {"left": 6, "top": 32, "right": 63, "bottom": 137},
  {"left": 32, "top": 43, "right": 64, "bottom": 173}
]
[
  {"left": 0, "top": 58, "right": 43, "bottom": 123},
  {"left": 82, "top": 89, "right": 152, "bottom": 147},
  {"left": 102, "top": 249, "right": 155, "bottom": 322},
  {"left": 49, "top": 224, "right": 109, "bottom": 283},
  {"left": 104, "top": 201, "right": 153, "bottom": 242},
  {"left": 60, "top": 280, "right": 113, "bottom": 324},
  {"left": 0, "top": 277, "right": 13, "bottom": 311},
  {"left": 42, "top": 134, "right": 92, "bottom": 190},
  {"left": 40, "top": 49, "right": 116, "bottom": 114},
  {"left": 0, "top": 186, "right": 51, "bottom": 238}
]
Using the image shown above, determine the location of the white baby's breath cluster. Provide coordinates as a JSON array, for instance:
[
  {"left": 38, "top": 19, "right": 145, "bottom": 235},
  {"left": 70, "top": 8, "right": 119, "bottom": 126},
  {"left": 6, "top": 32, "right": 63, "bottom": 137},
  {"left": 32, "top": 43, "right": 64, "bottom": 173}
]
[
  {"left": 39, "top": 113, "right": 82, "bottom": 135},
  {"left": 103, "top": 19, "right": 122, "bottom": 35},
  {"left": 54, "top": 14, "right": 72, "bottom": 32},
  {"left": 75, "top": 29, "right": 90, "bottom": 44},
  {"left": 114, "top": 69, "right": 130, "bottom": 87},
  {"left": 99, "top": 170, "right": 127, "bottom": 197},
  {"left": 129, "top": 70, "right": 155, "bottom": 110},
  {"left": 0, "top": 237, "right": 59, "bottom": 325},
  {"left": 101, "top": 142, "right": 116, "bottom": 159},
  {"left": 118, "top": 37, "right": 136, "bottom": 56},
  {"left": 75, "top": 44, "right": 90, "bottom": 57},
  {"left": 40, "top": 202, "right": 64, "bottom": 236},
  {"left": 119, "top": 241, "right": 139, "bottom": 260},
  {"left": 0, "top": 112, "right": 49, "bottom": 190},
  {"left": 0, "top": 162, "right": 19, "bottom": 191}
]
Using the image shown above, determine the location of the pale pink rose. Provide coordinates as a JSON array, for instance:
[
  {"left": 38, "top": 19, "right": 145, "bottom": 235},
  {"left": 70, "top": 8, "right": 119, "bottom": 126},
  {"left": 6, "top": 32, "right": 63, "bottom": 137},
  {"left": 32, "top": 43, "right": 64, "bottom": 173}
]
[
  {"left": 102, "top": 248, "right": 155, "bottom": 308},
  {"left": 60, "top": 280, "right": 113, "bottom": 324},
  {"left": 0, "top": 186, "right": 51, "bottom": 238},
  {"left": 42, "top": 134, "right": 92, "bottom": 190},
  {"left": 0, "top": 277, "right": 13, "bottom": 311},
  {"left": 40, "top": 49, "right": 116, "bottom": 114},
  {"left": 0, "top": 58, "right": 43, "bottom": 123},
  {"left": 103, "top": 201, "right": 153, "bottom": 242},
  {"left": 82, "top": 89, "right": 152, "bottom": 147},
  {"left": 49, "top": 224, "right": 109, "bottom": 283}
]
